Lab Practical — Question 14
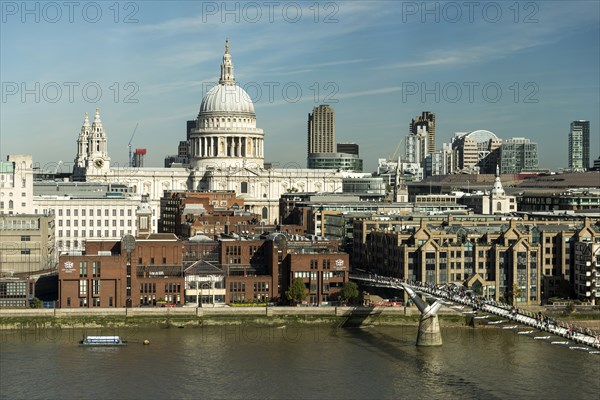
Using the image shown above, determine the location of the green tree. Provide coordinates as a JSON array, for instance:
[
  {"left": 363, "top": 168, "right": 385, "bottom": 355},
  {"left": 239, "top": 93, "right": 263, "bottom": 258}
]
[
  {"left": 30, "top": 297, "right": 42, "bottom": 309},
  {"left": 339, "top": 281, "right": 360, "bottom": 305},
  {"left": 286, "top": 278, "right": 308, "bottom": 305},
  {"left": 509, "top": 284, "right": 524, "bottom": 305}
]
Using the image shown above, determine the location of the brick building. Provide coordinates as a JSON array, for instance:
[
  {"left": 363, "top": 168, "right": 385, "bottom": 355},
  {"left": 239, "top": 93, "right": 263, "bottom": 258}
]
[{"left": 58, "top": 234, "right": 185, "bottom": 307}]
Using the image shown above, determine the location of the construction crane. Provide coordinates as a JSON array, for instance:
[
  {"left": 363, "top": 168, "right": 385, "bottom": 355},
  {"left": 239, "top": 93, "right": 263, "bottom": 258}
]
[
  {"left": 387, "top": 137, "right": 404, "bottom": 162},
  {"left": 128, "top": 123, "right": 138, "bottom": 167}
]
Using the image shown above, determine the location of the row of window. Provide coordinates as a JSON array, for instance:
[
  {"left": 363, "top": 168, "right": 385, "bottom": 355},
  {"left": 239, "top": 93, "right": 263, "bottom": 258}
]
[
  {"left": 0, "top": 200, "right": 27, "bottom": 209},
  {"left": 58, "top": 229, "right": 133, "bottom": 238},
  {"left": 58, "top": 219, "right": 133, "bottom": 227},
  {"left": 58, "top": 209, "right": 133, "bottom": 217}
]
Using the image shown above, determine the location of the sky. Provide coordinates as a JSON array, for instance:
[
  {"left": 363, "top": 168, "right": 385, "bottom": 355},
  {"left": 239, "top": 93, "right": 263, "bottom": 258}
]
[{"left": 1, "top": 1, "right": 599, "bottom": 173}]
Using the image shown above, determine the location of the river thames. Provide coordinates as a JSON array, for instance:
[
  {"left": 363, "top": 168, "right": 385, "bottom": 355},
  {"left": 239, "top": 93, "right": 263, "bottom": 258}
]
[{"left": 1, "top": 324, "right": 598, "bottom": 399}]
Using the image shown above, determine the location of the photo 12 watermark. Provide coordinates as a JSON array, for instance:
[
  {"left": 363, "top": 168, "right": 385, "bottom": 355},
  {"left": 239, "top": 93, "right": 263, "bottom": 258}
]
[
  {"left": 401, "top": 81, "right": 540, "bottom": 104},
  {"left": 199, "top": 1, "right": 339, "bottom": 24},
  {"left": 200, "top": 81, "right": 340, "bottom": 105},
  {"left": 1, "top": 1, "right": 140, "bottom": 24},
  {"left": 1, "top": 81, "right": 140, "bottom": 104},
  {"left": 400, "top": 1, "right": 539, "bottom": 24}
]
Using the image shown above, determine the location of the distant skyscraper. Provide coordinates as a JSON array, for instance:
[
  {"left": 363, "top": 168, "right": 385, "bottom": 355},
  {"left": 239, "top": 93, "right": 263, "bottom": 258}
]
[
  {"left": 308, "top": 105, "right": 335, "bottom": 155},
  {"left": 410, "top": 112, "right": 436, "bottom": 155},
  {"left": 569, "top": 120, "right": 590, "bottom": 170}
]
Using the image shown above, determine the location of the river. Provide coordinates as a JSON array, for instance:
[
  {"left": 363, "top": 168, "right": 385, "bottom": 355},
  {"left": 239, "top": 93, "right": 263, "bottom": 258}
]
[{"left": 1, "top": 324, "right": 598, "bottom": 399}]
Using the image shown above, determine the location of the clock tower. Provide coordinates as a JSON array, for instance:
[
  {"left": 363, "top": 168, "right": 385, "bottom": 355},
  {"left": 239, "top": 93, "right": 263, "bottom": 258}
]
[{"left": 85, "top": 108, "right": 111, "bottom": 175}]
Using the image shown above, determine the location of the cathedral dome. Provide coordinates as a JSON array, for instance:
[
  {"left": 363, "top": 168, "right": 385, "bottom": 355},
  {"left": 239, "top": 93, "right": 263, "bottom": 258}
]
[
  {"left": 199, "top": 84, "right": 254, "bottom": 114},
  {"left": 198, "top": 39, "right": 254, "bottom": 116}
]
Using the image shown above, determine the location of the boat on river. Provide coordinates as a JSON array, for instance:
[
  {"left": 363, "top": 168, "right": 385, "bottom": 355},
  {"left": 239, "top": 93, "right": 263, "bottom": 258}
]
[{"left": 80, "top": 336, "right": 127, "bottom": 346}]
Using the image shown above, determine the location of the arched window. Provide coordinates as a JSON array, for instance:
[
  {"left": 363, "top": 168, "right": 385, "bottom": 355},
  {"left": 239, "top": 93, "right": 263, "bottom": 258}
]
[
  {"left": 241, "top": 182, "right": 248, "bottom": 193},
  {"left": 262, "top": 207, "right": 268, "bottom": 219},
  {"left": 8, "top": 200, "right": 13, "bottom": 209},
  {"left": 497, "top": 202, "right": 502, "bottom": 212}
]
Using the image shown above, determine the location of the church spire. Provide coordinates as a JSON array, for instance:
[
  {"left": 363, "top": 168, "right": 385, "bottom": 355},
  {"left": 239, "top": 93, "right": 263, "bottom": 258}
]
[
  {"left": 491, "top": 164, "right": 505, "bottom": 197},
  {"left": 219, "top": 39, "right": 235, "bottom": 85},
  {"left": 83, "top": 112, "right": 90, "bottom": 128},
  {"left": 93, "top": 108, "right": 101, "bottom": 124}
]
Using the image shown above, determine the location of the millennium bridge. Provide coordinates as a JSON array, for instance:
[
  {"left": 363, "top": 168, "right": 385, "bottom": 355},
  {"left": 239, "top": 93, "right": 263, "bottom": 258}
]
[{"left": 350, "top": 274, "right": 600, "bottom": 353}]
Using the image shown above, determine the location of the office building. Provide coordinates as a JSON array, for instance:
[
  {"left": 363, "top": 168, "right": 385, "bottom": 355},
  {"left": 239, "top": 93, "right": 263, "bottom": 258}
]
[{"left": 410, "top": 112, "right": 436, "bottom": 156}]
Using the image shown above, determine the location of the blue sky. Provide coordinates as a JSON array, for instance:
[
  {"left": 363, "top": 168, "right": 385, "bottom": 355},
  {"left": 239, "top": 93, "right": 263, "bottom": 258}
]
[{"left": 1, "top": 1, "right": 599, "bottom": 172}]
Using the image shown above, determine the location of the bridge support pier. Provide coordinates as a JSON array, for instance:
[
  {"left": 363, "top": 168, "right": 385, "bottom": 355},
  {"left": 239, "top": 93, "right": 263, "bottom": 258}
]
[
  {"left": 402, "top": 285, "right": 443, "bottom": 347},
  {"left": 417, "top": 314, "right": 442, "bottom": 346}
]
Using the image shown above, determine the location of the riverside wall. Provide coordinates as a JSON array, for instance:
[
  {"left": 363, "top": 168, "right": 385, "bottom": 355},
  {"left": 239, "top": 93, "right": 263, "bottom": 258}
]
[{"left": 0, "top": 306, "right": 467, "bottom": 330}]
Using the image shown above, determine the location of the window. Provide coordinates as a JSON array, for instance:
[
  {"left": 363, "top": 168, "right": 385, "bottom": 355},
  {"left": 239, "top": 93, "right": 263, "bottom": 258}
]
[
  {"left": 112, "top": 210, "right": 117, "bottom": 217},
  {"left": 79, "top": 280, "right": 87, "bottom": 296},
  {"left": 79, "top": 262, "right": 87, "bottom": 277},
  {"left": 104, "top": 209, "right": 109, "bottom": 216},
  {"left": 20, "top": 235, "right": 30, "bottom": 241},
  {"left": 162, "top": 257, "right": 167, "bottom": 264},
  {"left": 241, "top": 182, "right": 248, "bottom": 193},
  {"left": 74, "top": 209, "right": 78, "bottom": 216},
  {"left": 92, "top": 280, "right": 100, "bottom": 295},
  {"left": 21, "top": 249, "right": 30, "bottom": 255},
  {"left": 66, "top": 209, "right": 70, "bottom": 216}
]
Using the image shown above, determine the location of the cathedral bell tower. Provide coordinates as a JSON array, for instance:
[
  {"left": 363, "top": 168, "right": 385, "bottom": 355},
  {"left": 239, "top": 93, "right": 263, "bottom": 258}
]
[
  {"left": 73, "top": 112, "right": 91, "bottom": 178},
  {"left": 85, "top": 108, "right": 111, "bottom": 175}
]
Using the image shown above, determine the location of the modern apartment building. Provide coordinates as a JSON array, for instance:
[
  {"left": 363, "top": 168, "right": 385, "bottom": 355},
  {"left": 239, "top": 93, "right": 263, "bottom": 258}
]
[
  {"left": 500, "top": 137, "right": 539, "bottom": 174},
  {"left": 569, "top": 120, "right": 590, "bottom": 170},
  {"left": 308, "top": 104, "right": 335, "bottom": 156}
]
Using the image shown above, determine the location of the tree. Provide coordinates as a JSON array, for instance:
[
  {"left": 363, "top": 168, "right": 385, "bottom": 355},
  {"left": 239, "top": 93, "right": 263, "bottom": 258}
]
[
  {"left": 339, "top": 282, "right": 360, "bottom": 305},
  {"left": 510, "top": 284, "right": 523, "bottom": 305},
  {"left": 286, "top": 278, "right": 308, "bottom": 305},
  {"left": 30, "top": 297, "right": 42, "bottom": 309}
]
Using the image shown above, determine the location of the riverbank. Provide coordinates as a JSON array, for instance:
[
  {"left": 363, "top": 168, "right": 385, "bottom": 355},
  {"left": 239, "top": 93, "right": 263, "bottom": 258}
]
[
  {"left": 0, "top": 306, "right": 469, "bottom": 329},
  {"left": 1, "top": 306, "right": 597, "bottom": 330}
]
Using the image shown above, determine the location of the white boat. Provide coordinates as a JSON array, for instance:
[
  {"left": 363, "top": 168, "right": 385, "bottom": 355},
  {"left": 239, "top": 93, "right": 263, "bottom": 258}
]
[{"left": 80, "top": 336, "right": 127, "bottom": 346}]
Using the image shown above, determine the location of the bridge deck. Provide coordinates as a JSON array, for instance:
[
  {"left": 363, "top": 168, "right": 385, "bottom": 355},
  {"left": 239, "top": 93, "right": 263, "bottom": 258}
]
[{"left": 351, "top": 274, "right": 600, "bottom": 352}]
